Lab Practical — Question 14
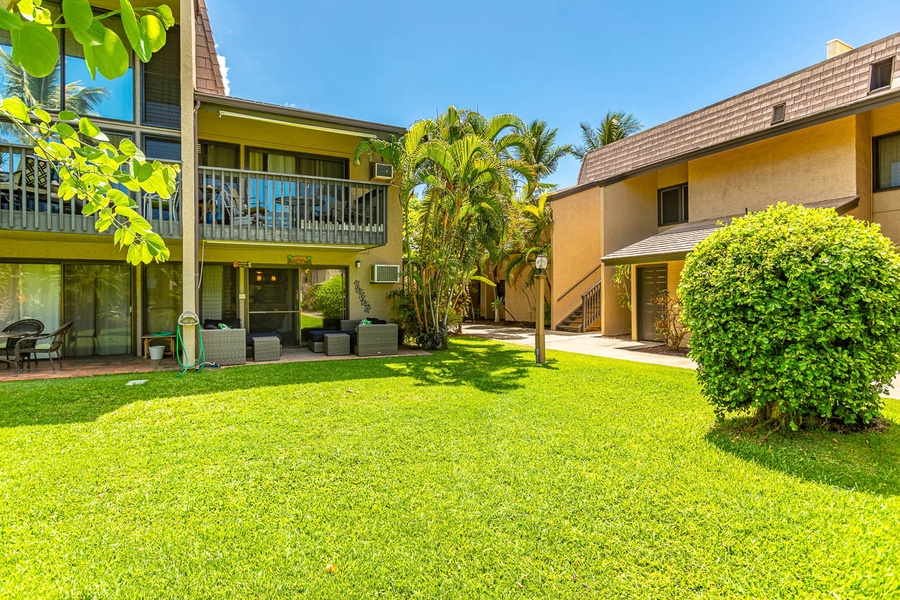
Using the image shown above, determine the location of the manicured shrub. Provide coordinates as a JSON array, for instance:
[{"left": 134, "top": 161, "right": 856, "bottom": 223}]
[
  {"left": 679, "top": 203, "right": 900, "bottom": 426},
  {"left": 311, "top": 275, "right": 345, "bottom": 319}
]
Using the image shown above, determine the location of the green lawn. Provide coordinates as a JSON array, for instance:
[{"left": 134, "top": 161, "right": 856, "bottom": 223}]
[
  {"left": 1, "top": 338, "right": 898, "bottom": 598},
  {"left": 301, "top": 313, "right": 324, "bottom": 329}
]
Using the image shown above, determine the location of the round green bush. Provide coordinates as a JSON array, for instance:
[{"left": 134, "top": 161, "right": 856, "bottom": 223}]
[
  {"left": 679, "top": 203, "right": 900, "bottom": 426},
  {"left": 312, "top": 274, "right": 345, "bottom": 319}
]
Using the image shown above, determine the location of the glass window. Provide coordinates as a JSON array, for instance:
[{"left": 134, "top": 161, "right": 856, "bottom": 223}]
[
  {"left": 145, "top": 136, "right": 181, "bottom": 161},
  {"left": 871, "top": 58, "right": 894, "bottom": 92},
  {"left": 0, "top": 28, "right": 62, "bottom": 113},
  {"left": 875, "top": 133, "right": 900, "bottom": 191},
  {"left": 0, "top": 263, "right": 62, "bottom": 333},
  {"left": 200, "top": 264, "right": 238, "bottom": 324},
  {"left": 200, "top": 141, "right": 239, "bottom": 169},
  {"left": 298, "top": 156, "right": 346, "bottom": 178},
  {"left": 142, "top": 26, "right": 180, "bottom": 128},
  {"left": 144, "top": 263, "right": 182, "bottom": 334},
  {"left": 64, "top": 22, "right": 134, "bottom": 122},
  {"left": 64, "top": 263, "right": 132, "bottom": 356},
  {"left": 658, "top": 184, "right": 688, "bottom": 226}
]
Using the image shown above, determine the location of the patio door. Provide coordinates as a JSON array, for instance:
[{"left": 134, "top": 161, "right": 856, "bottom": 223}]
[
  {"left": 64, "top": 264, "right": 132, "bottom": 356},
  {"left": 249, "top": 268, "right": 299, "bottom": 345}
]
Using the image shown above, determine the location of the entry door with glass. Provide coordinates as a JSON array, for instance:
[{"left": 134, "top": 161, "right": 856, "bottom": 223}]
[{"left": 249, "top": 268, "right": 299, "bottom": 345}]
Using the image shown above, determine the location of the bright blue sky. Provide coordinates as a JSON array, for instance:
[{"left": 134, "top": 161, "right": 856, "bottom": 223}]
[{"left": 205, "top": 0, "right": 900, "bottom": 189}]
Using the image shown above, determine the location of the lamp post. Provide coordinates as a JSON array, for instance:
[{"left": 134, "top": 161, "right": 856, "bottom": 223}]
[{"left": 534, "top": 253, "right": 548, "bottom": 364}]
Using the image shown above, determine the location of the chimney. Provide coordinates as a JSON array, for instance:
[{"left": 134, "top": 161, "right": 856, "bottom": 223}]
[{"left": 826, "top": 38, "right": 854, "bottom": 59}]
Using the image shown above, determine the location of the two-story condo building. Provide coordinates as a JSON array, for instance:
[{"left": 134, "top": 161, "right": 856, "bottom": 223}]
[
  {"left": 551, "top": 33, "right": 900, "bottom": 341},
  {"left": 0, "top": 0, "right": 404, "bottom": 361}
]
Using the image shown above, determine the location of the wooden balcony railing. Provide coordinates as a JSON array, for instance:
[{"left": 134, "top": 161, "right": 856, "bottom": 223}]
[
  {"left": 0, "top": 143, "right": 182, "bottom": 238},
  {"left": 198, "top": 166, "right": 389, "bottom": 247}
]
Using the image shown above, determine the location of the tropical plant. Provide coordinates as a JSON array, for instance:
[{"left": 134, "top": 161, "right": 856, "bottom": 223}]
[
  {"left": 612, "top": 264, "right": 632, "bottom": 310},
  {"left": 355, "top": 107, "right": 528, "bottom": 349},
  {"left": 679, "top": 203, "right": 900, "bottom": 428},
  {"left": 573, "top": 110, "right": 643, "bottom": 158},
  {"left": 0, "top": 0, "right": 178, "bottom": 264},
  {"left": 651, "top": 290, "right": 686, "bottom": 351},
  {"left": 0, "top": 48, "right": 107, "bottom": 115}
]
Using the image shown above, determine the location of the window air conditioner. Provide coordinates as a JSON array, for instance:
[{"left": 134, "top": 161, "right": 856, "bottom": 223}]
[
  {"left": 371, "top": 163, "right": 394, "bottom": 180},
  {"left": 371, "top": 264, "right": 401, "bottom": 284}
]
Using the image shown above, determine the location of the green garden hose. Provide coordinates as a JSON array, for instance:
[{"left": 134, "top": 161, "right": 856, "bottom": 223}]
[{"left": 176, "top": 310, "right": 206, "bottom": 376}]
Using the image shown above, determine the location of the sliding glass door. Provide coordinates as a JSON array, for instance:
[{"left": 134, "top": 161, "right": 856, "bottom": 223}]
[{"left": 64, "top": 264, "right": 132, "bottom": 356}]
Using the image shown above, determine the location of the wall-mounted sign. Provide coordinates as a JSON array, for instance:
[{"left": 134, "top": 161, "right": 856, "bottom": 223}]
[
  {"left": 287, "top": 255, "right": 313, "bottom": 265},
  {"left": 233, "top": 261, "right": 251, "bottom": 268}
]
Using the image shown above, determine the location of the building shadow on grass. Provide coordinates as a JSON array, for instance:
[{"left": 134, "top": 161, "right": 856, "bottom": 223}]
[
  {"left": 706, "top": 416, "right": 900, "bottom": 497},
  {"left": 0, "top": 338, "right": 536, "bottom": 428}
]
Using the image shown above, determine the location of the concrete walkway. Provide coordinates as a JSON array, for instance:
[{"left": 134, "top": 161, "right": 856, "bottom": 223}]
[
  {"left": 461, "top": 324, "right": 900, "bottom": 399},
  {"left": 460, "top": 324, "right": 696, "bottom": 370}
]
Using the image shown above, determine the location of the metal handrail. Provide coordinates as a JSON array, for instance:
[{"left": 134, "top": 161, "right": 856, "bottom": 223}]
[{"left": 557, "top": 263, "right": 603, "bottom": 302}]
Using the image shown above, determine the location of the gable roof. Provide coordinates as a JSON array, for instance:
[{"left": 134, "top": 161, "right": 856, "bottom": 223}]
[
  {"left": 600, "top": 196, "right": 859, "bottom": 266},
  {"left": 577, "top": 32, "right": 900, "bottom": 187},
  {"left": 195, "top": 0, "right": 227, "bottom": 96}
]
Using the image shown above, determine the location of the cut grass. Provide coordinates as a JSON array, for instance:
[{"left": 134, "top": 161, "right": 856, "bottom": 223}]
[{"left": 0, "top": 337, "right": 898, "bottom": 598}]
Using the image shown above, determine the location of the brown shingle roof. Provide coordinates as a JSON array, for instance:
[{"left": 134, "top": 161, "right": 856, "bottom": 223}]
[
  {"left": 578, "top": 33, "right": 900, "bottom": 186},
  {"left": 600, "top": 196, "right": 860, "bottom": 265},
  {"left": 195, "top": 0, "right": 226, "bottom": 96}
]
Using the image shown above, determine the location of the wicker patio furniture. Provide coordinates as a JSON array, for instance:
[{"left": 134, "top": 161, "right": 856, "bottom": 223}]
[
  {"left": 324, "top": 332, "right": 350, "bottom": 356},
  {"left": 354, "top": 323, "right": 399, "bottom": 357},
  {"left": 16, "top": 321, "right": 73, "bottom": 374},
  {"left": 2, "top": 318, "right": 44, "bottom": 359},
  {"left": 253, "top": 336, "right": 281, "bottom": 361},
  {"left": 202, "top": 328, "right": 247, "bottom": 366}
]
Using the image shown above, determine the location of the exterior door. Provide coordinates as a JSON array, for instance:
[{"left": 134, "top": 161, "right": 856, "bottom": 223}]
[
  {"left": 637, "top": 265, "right": 668, "bottom": 341},
  {"left": 249, "top": 268, "right": 299, "bottom": 346},
  {"left": 64, "top": 263, "right": 132, "bottom": 356}
]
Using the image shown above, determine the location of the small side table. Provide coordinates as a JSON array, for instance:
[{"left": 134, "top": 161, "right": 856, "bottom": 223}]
[
  {"left": 324, "top": 333, "right": 350, "bottom": 356},
  {"left": 142, "top": 334, "right": 176, "bottom": 359},
  {"left": 253, "top": 336, "right": 282, "bottom": 362}
]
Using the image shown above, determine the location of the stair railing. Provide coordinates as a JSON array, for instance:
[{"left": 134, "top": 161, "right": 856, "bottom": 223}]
[{"left": 580, "top": 279, "right": 603, "bottom": 332}]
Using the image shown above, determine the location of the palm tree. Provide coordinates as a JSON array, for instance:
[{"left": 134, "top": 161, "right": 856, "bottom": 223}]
[
  {"left": 573, "top": 109, "right": 643, "bottom": 158},
  {"left": 0, "top": 48, "right": 108, "bottom": 115}
]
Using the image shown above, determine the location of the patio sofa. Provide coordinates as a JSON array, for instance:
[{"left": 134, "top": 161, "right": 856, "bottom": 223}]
[{"left": 305, "top": 319, "right": 398, "bottom": 356}]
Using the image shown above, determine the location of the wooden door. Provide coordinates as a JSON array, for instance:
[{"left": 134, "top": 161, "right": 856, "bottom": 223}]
[{"left": 637, "top": 266, "right": 668, "bottom": 341}]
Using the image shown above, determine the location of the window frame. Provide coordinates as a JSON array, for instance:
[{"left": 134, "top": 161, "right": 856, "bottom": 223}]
[
  {"left": 874, "top": 130, "right": 900, "bottom": 192},
  {"left": 244, "top": 146, "right": 349, "bottom": 179},
  {"left": 657, "top": 183, "right": 689, "bottom": 227},
  {"left": 870, "top": 57, "right": 894, "bottom": 93}
]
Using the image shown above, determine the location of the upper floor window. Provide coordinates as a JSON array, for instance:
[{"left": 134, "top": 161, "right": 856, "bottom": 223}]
[
  {"left": 658, "top": 183, "right": 689, "bottom": 226},
  {"left": 0, "top": 4, "right": 134, "bottom": 124},
  {"left": 870, "top": 58, "right": 894, "bottom": 92},
  {"left": 246, "top": 148, "right": 347, "bottom": 179},
  {"left": 200, "top": 141, "right": 239, "bottom": 168},
  {"left": 142, "top": 28, "right": 180, "bottom": 129},
  {"left": 875, "top": 132, "right": 900, "bottom": 191}
]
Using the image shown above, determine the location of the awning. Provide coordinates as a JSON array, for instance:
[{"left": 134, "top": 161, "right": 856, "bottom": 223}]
[{"left": 601, "top": 196, "right": 859, "bottom": 266}]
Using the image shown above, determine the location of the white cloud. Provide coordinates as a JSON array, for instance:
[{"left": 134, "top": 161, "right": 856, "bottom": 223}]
[{"left": 215, "top": 46, "right": 231, "bottom": 96}]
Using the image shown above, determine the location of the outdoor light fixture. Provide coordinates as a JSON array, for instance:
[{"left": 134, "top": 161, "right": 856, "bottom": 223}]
[
  {"left": 534, "top": 253, "right": 549, "bottom": 364},
  {"left": 355, "top": 260, "right": 362, "bottom": 268},
  {"left": 255, "top": 271, "right": 262, "bottom": 282},
  {"left": 270, "top": 275, "right": 277, "bottom": 282}
]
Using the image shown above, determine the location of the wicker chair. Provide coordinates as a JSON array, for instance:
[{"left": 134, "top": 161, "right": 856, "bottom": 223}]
[
  {"left": 354, "top": 324, "right": 399, "bottom": 357},
  {"left": 17, "top": 321, "right": 72, "bottom": 374},
  {"left": 201, "top": 328, "right": 247, "bottom": 366},
  {"left": 2, "top": 318, "right": 44, "bottom": 359}
]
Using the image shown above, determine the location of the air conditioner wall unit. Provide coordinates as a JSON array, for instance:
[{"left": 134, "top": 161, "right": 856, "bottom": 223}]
[
  {"left": 371, "top": 163, "right": 394, "bottom": 180},
  {"left": 371, "top": 264, "right": 401, "bottom": 284}
]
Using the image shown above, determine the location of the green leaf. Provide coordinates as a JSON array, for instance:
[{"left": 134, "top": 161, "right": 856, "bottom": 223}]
[
  {"left": 91, "top": 25, "right": 129, "bottom": 79},
  {"left": 1, "top": 97, "right": 31, "bottom": 121},
  {"left": 58, "top": 109, "right": 78, "bottom": 121},
  {"left": 154, "top": 5, "right": 175, "bottom": 28},
  {"left": 62, "top": 0, "right": 93, "bottom": 33},
  {"left": 471, "top": 275, "right": 496, "bottom": 287},
  {"left": 72, "top": 18, "right": 105, "bottom": 46},
  {"left": 32, "top": 107, "right": 49, "bottom": 123},
  {"left": 10, "top": 21, "right": 58, "bottom": 77},
  {"left": 139, "top": 14, "right": 165, "bottom": 53},
  {"left": 78, "top": 117, "right": 104, "bottom": 140},
  {"left": 119, "top": 0, "right": 149, "bottom": 62},
  {"left": 17, "top": 0, "right": 35, "bottom": 20},
  {"left": 0, "top": 8, "right": 23, "bottom": 30}
]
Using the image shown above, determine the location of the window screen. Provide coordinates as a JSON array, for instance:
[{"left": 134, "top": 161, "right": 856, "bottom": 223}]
[
  {"left": 142, "top": 27, "right": 181, "bottom": 128},
  {"left": 876, "top": 133, "right": 900, "bottom": 191}
]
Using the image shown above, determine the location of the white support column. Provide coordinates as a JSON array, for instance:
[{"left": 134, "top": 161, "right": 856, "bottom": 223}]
[{"left": 179, "top": 0, "right": 198, "bottom": 363}]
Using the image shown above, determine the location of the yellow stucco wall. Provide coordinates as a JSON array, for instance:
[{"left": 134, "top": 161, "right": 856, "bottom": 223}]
[
  {"left": 688, "top": 118, "right": 858, "bottom": 221},
  {"left": 599, "top": 174, "right": 658, "bottom": 336},
  {"left": 550, "top": 186, "right": 602, "bottom": 329},
  {"left": 871, "top": 104, "right": 900, "bottom": 244}
]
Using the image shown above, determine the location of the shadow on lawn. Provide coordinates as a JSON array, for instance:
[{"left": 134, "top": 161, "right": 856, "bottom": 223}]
[
  {"left": 706, "top": 416, "right": 900, "bottom": 497},
  {"left": 0, "top": 338, "right": 534, "bottom": 428}
]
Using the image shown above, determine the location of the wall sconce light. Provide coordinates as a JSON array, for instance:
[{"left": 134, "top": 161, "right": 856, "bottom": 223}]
[
  {"left": 255, "top": 271, "right": 262, "bottom": 282},
  {"left": 355, "top": 260, "right": 362, "bottom": 268},
  {"left": 270, "top": 275, "right": 277, "bottom": 282}
]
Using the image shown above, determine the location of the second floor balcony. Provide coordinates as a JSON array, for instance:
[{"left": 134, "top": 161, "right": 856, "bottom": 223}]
[
  {"left": 198, "top": 166, "right": 389, "bottom": 247},
  {"left": 0, "top": 144, "right": 391, "bottom": 249}
]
